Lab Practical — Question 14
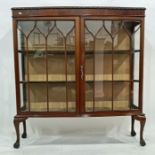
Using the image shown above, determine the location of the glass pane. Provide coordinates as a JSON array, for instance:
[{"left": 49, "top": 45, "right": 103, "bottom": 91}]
[
  {"left": 66, "top": 27, "right": 76, "bottom": 81},
  {"left": 113, "top": 53, "right": 130, "bottom": 80},
  {"left": 68, "top": 83, "right": 76, "bottom": 112},
  {"left": 27, "top": 53, "right": 46, "bottom": 81},
  {"left": 85, "top": 82, "right": 93, "bottom": 112},
  {"left": 112, "top": 21, "right": 130, "bottom": 51},
  {"left": 94, "top": 82, "right": 112, "bottom": 111},
  {"left": 113, "top": 82, "right": 130, "bottom": 110},
  {"left": 132, "top": 22, "right": 140, "bottom": 50},
  {"left": 94, "top": 54, "right": 112, "bottom": 80},
  {"left": 85, "top": 55, "right": 93, "bottom": 81},
  {"left": 133, "top": 52, "right": 140, "bottom": 80},
  {"left": 85, "top": 20, "right": 113, "bottom": 112},
  {"left": 18, "top": 21, "right": 49, "bottom": 51},
  {"left": 19, "top": 52, "right": 47, "bottom": 82},
  {"left": 48, "top": 83, "right": 76, "bottom": 112},
  {"left": 47, "top": 53, "right": 75, "bottom": 82},
  {"left": 47, "top": 21, "right": 74, "bottom": 51},
  {"left": 48, "top": 83, "right": 66, "bottom": 112},
  {"left": 85, "top": 82, "right": 112, "bottom": 112},
  {"left": 84, "top": 20, "right": 113, "bottom": 112},
  {"left": 28, "top": 83, "right": 47, "bottom": 112},
  {"left": 20, "top": 83, "right": 28, "bottom": 112},
  {"left": 85, "top": 54, "right": 112, "bottom": 81},
  {"left": 85, "top": 20, "right": 112, "bottom": 51},
  {"left": 67, "top": 55, "right": 75, "bottom": 81},
  {"left": 17, "top": 21, "right": 35, "bottom": 51},
  {"left": 48, "top": 54, "right": 65, "bottom": 81},
  {"left": 18, "top": 53, "right": 26, "bottom": 81},
  {"left": 131, "top": 82, "right": 139, "bottom": 109}
]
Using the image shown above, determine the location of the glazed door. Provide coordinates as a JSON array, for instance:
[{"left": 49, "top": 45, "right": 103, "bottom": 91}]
[
  {"left": 81, "top": 18, "right": 142, "bottom": 113},
  {"left": 17, "top": 18, "right": 80, "bottom": 114}
]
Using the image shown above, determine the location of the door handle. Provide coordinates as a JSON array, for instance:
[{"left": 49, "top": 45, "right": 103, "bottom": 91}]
[{"left": 80, "top": 65, "right": 84, "bottom": 80}]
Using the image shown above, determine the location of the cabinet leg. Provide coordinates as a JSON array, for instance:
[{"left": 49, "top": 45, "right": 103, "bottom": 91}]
[
  {"left": 131, "top": 115, "right": 136, "bottom": 136},
  {"left": 13, "top": 116, "right": 27, "bottom": 149},
  {"left": 22, "top": 120, "right": 27, "bottom": 138},
  {"left": 132, "top": 114, "right": 146, "bottom": 146}
]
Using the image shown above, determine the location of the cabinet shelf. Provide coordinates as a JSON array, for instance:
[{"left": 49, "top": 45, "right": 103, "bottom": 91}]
[
  {"left": 85, "top": 100, "right": 130, "bottom": 111},
  {"left": 20, "top": 74, "right": 139, "bottom": 82},
  {"left": 18, "top": 49, "right": 140, "bottom": 55},
  {"left": 20, "top": 80, "right": 139, "bottom": 83},
  {"left": 85, "top": 74, "right": 129, "bottom": 81},
  {"left": 22, "top": 74, "right": 75, "bottom": 82},
  {"left": 85, "top": 50, "right": 140, "bottom": 55},
  {"left": 23, "top": 101, "right": 76, "bottom": 112},
  {"left": 18, "top": 50, "right": 75, "bottom": 55},
  {"left": 20, "top": 81, "right": 76, "bottom": 83},
  {"left": 22, "top": 100, "right": 131, "bottom": 112}
]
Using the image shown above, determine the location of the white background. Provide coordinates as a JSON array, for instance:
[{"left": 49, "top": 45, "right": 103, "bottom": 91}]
[{"left": 0, "top": 0, "right": 155, "bottom": 154}]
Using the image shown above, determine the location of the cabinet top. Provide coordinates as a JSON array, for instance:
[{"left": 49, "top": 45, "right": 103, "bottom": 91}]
[
  {"left": 12, "top": 6, "right": 146, "bottom": 10},
  {"left": 12, "top": 6, "right": 146, "bottom": 18}
]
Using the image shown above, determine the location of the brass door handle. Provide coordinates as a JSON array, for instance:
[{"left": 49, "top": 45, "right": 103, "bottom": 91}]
[{"left": 80, "top": 65, "right": 84, "bottom": 80}]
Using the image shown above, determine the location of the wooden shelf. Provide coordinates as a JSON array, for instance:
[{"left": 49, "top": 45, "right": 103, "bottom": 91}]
[
  {"left": 20, "top": 74, "right": 138, "bottom": 83},
  {"left": 20, "top": 74, "right": 139, "bottom": 83},
  {"left": 23, "top": 74, "right": 130, "bottom": 82},
  {"left": 85, "top": 74, "right": 130, "bottom": 81},
  {"left": 22, "top": 100, "right": 130, "bottom": 112},
  {"left": 18, "top": 50, "right": 75, "bottom": 55},
  {"left": 85, "top": 50, "right": 130, "bottom": 54},
  {"left": 85, "top": 101, "right": 130, "bottom": 111},
  {"left": 23, "top": 74, "right": 75, "bottom": 82},
  {"left": 18, "top": 49, "right": 140, "bottom": 55},
  {"left": 24, "top": 101, "right": 76, "bottom": 112}
]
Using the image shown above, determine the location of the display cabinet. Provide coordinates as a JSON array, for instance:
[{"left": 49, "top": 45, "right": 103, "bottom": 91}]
[{"left": 12, "top": 7, "right": 146, "bottom": 148}]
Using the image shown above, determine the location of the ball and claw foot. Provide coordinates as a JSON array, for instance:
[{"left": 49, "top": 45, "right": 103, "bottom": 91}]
[
  {"left": 140, "top": 139, "right": 146, "bottom": 146},
  {"left": 22, "top": 132, "right": 27, "bottom": 138},
  {"left": 131, "top": 130, "right": 136, "bottom": 136},
  {"left": 13, "top": 141, "right": 20, "bottom": 149}
]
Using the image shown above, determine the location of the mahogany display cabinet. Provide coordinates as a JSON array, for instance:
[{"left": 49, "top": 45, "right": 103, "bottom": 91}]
[{"left": 12, "top": 7, "right": 146, "bottom": 148}]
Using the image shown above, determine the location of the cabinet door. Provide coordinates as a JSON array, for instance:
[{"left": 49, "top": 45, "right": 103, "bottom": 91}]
[
  {"left": 17, "top": 18, "right": 79, "bottom": 113},
  {"left": 82, "top": 18, "right": 141, "bottom": 112}
]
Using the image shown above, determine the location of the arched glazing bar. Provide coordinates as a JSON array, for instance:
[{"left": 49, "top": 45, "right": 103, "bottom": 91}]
[
  {"left": 111, "top": 21, "right": 131, "bottom": 110},
  {"left": 122, "top": 21, "right": 141, "bottom": 110},
  {"left": 46, "top": 20, "right": 75, "bottom": 112},
  {"left": 85, "top": 20, "right": 113, "bottom": 112},
  {"left": 94, "top": 21, "right": 113, "bottom": 111},
  {"left": 85, "top": 23, "right": 95, "bottom": 112},
  {"left": 122, "top": 22, "right": 133, "bottom": 110},
  {"left": 17, "top": 20, "right": 76, "bottom": 112},
  {"left": 65, "top": 23, "right": 75, "bottom": 112},
  {"left": 123, "top": 22, "right": 141, "bottom": 110},
  {"left": 18, "top": 21, "right": 38, "bottom": 112},
  {"left": 84, "top": 19, "right": 136, "bottom": 112}
]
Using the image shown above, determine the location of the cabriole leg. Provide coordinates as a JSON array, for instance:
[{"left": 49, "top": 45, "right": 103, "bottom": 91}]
[
  {"left": 13, "top": 116, "right": 27, "bottom": 149},
  {"left": 131, "top": 115, "right": 136, "bottom": 136},
  {"left": 133, "top": 114, "right": 146, "bottom": 146},
  {"left": 22, "top": 120, "right": 27, "bottom": 138}
]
